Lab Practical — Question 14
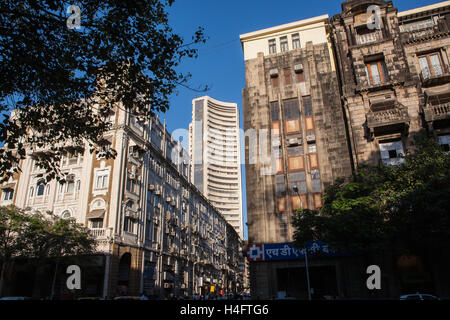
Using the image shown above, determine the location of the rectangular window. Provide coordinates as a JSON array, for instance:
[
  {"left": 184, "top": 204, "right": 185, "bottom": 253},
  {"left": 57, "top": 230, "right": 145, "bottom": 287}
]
[
  {"left": 95, "top": 170, "right": 109, "bottom": 190},
  {"left": 312, "top": 179, "right": 322, "bottom": 193},
  {"left": 311, "top": 169, "right": 320, "bottom": 179},
  {"left": 276, "top": 181, "right": 286, "bottom": 197},
  {"left": 289, "top": 171, "right": 306, "bottom": 195},
  {"left": 287, "top": 146, "right": 303, "bottom": 157},
  {"left": 270, "top": 101, "right": 280, "bottom": 121},
  {"left": 419, "top": 52, "right": 444, "bottom": 79},
  {"left": 365, "top": 60, "right": 388, "bottom": 86},
  {"left": 309, "top": 153, "right": 319, "bottom": 169},
  {"left": 285, "top": 119, "right": 300, "bottom": 135},
  {"left": 269, "top": 39, "right": 277, "bottom": 54},
  {"left": 288, "top": 156, "right": 304, "bottom": 171},
  {"left": 66, "top": 181, "right": 75, "bottom": 193},
  {"left": 146, "top": 220, "right": 152, "bottom": 240},
  {"left": 295, "top": 70, "right": 305, "bottom": 83},
  {"left": 438, "top": 135, "right": 450, "bottom": 152},
  {"left": 280, "top": 36, "right": 288, "bottom": 52},
  {"left": 292, "top": 33, "right": 300, "bottom": 49},
  {"left": 271, "top": 76, "right": 279, "bottom": 88},
  {"left": 291, "top": 194, "right": 308, "bottom": 211},
  {"left": 90, "top": 218, "right": 103, "bottom": 229},
  {"left": 275, "top": 158, "right": 284, "bottom": 174},
  {"left": 283, "top": 99, "right": 300, "bottom": 120},
  {"left": 277, "top": 197, "right": 287, "bottom": 212},
  {"left": 283, "top": 68, "right": 292, "bottom": 85},
  {"left": 379, "top": 140, "right": 405, "bottom": 166},
  {"left": 124, "top": 217, "right": 134, "bottom": 233},
  {"left": 305, "top": 118, "right": 314, "bottom": 131},
  {"left": 303, "top": 96, "right": 312, "bottom": 116},
  {"left": 308, "top": 144, "right": 317, "bottom": 153},
  {"left": 2, "top": 189, "right": 13, "bottom": 201}
]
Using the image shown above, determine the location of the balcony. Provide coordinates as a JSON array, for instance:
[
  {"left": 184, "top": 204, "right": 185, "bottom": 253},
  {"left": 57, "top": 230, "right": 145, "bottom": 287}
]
[
  {"left": 423, "top": 102, "right": 450, "bottom": 122},
  {"left": 420, "top": 65, "right": 450, "bottom": 87},
  {"left": 401, "top": 22, "right": 450, "bottom": 44},
  {"left": 367, "top": 107, "right": 410, "bottom": 136},
  {"left": 89, "top": 228, "right": 113, "bottom": 240}
]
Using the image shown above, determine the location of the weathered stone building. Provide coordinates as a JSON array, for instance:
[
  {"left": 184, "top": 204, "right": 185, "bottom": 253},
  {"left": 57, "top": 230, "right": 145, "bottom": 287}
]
[
  {"left": 241, "top": 0, "right": 450, "bottom": 299},
  {"left": 240, "top": 14, "right": 354, "bottom": 299},
  {"left": 331, "top": 0, "right": 450, "bottom": 297}
]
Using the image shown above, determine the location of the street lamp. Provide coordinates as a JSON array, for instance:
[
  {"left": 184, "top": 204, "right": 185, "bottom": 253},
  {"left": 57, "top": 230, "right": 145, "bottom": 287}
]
[{"left": 292, "top": 185, "right": 312, "bottom": 301}]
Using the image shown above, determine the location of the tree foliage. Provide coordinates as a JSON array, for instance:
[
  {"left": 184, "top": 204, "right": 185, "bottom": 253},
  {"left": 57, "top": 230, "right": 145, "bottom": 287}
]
[
  {"left": 0, "top": 206, "right": 95, "bottom": 294},
  {"left": 292, "top": 134, "right": 450, "bottom": 258},
  {"left": 0, "top": 0, "right": 207, "bottom": 182}
]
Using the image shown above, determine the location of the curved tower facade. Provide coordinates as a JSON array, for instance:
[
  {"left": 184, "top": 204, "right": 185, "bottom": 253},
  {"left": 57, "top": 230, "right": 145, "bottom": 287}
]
[{"left": 189, "top": 96, "right": 244, "bottom": 239}]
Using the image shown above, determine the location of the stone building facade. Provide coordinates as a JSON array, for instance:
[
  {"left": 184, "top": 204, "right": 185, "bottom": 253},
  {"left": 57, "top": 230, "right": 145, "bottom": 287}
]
[
  {"left": 240, "top": 14, "right": 353, "bottom": 299},
  {"left": 330, "top": 0, "right": 450, "bottom": 298},
  {"left": 241, "top": 0, "right": 450, "bottom": 299},
  {"left": 1, "top": 104, "right": 244, "bottom": 299}
]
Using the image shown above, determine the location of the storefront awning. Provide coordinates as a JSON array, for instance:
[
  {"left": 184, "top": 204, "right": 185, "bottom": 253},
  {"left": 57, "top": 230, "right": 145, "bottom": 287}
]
[{"left": 87, "top": 209, "right": 105, "bottom": 219}]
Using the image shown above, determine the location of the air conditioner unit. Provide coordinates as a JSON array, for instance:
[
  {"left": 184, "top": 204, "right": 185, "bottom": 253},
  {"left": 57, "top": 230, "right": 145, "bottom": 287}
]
[
  {"left": 149, "top": 185, "right": 155, "bottom": 191},
  {"left": 166, "top": 197, "right": 171, "bottom": 203},
  {"left": 306, "top": 132, "right": 316, "bottom": 143},
  {"left": 294, "top": 64, "right": 304, "bottom": 73},
  {"left": 287, "top": 138, "right": 300, "bottom": 146},
  {"left": 269, "top": 68, "right": 278, "bottom": 78}
]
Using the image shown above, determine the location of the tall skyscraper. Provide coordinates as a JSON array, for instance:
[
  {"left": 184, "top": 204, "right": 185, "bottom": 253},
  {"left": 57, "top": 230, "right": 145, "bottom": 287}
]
[{"left": 189, "top": 96, "right": 244, "bottom": 239}]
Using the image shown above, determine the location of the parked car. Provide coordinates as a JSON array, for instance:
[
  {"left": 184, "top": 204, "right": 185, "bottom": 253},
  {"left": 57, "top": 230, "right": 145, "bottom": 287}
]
[
  {"left": 0, "top": 297, "right": 32, "bottom": 300},
  {"left": 113, "top": 296, "right": 141, "bottom": 300},
  {"left": 400, "top": 293, "right": 440, "bottom": 300},
  {"left": 77, "top": 297, "right": 104, "bottom": 301}
]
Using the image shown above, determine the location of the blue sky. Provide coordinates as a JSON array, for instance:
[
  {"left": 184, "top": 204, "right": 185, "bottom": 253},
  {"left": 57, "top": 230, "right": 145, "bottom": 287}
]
[{"left": 163, "top": 0, "right": 439, "bottom": 240}]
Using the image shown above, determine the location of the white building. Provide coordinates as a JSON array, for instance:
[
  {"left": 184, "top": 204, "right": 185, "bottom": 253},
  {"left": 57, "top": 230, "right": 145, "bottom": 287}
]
[
  {"left": 1, "top": 103, "right": 244, "bottom": 298},
  {"left": 189, "top": 96, "right": 244, "bottom": 239}
]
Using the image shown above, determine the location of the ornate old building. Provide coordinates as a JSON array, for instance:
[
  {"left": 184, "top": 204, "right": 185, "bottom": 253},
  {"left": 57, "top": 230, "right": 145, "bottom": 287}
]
[
  {"left": 241, "top": 0, "right": 450, "bottom": 299},
  {"left": 1, "top": 104, "right": 244, "bottom": 299}
]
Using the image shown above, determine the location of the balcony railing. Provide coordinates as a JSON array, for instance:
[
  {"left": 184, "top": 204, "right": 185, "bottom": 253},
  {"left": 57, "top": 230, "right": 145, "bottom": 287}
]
[
  {"left": 367, "top": 107, "right": 410, "bottom": 129},
  {"left": 357, "top": 31, "right": 382, "bottom": 45},
  {"left": 423, "top": 102, "right": 450, "bottom": 122},
  {"left": 401, "top": 22, "right": 450, "bottom": 43},
  {"left": 89, "top": 227, "right": 112, "bottom": 240},
  {"left": 420, "top": 65, "right": 450, "bottom": 86}
]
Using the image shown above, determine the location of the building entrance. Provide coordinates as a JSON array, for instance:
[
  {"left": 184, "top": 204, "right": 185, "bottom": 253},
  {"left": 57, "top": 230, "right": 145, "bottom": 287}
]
[{"left": 276, "top": 265, "right": 338, "bottom": 299}]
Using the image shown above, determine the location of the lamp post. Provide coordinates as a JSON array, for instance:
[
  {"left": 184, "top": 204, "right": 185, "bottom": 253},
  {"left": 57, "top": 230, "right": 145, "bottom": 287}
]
[{"left": 292, "top": 186, "right": 312, "bottom": 301}]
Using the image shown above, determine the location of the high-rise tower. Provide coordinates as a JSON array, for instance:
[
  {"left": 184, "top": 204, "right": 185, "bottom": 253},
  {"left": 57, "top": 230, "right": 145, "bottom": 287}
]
[{"left": 189, "top": 96, "right": 244, "bottom": 239}]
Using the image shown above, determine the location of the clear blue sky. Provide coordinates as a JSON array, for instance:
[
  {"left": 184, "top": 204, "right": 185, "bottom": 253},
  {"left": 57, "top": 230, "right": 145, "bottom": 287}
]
[{"left": 163, "top": 0, "right": 439, "bottom": 240}]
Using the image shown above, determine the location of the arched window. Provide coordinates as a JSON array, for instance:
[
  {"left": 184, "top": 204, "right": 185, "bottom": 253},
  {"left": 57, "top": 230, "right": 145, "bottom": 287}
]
[
  {"left": 61, "top": 210, "right": 71, "bottom": 219},
  {"left": 45, "top": 184, "right": 51, "bottom": 195},
  {"left": 36, "top": 180, "right": 46, "bottom": 196}
]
